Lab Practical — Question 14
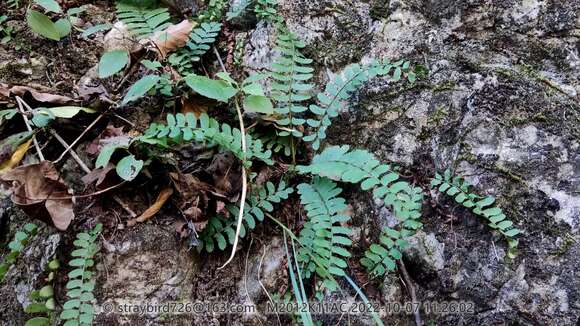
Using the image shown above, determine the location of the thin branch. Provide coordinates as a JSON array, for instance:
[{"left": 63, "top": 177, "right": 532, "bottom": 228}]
[
  {"left": 49, "top": 129, "right": 91, "bottom": 174},
  {"left": 54, "top": 113, "right": 104, "bottom": 164},
  {"left": 220, "top": 97, "right": 248, "bottom": 269},
  {"left": 15, "top": 96, "right": 44, "bottom": 161},
  {"left": 398, "top": 260, "right": 422, "bottom": 326},
  {"left": 217, "top": 47, "right": 248, "bottom": 269}
]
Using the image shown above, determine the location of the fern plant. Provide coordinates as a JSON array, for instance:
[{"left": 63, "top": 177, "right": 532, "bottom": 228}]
[
  {"left": 271, "top": 31, "right": 314, "bottom": 139},
  {"left": 24, "top": 259, "right": 60, "bottom": 326},
  {"left": 168, "top": 22, "right": 222, "bottom": 75},
  {"left": 116, "top": 1, "right": 171, "bottom": 38},
  {"left": 298, "top": 145, "right": 423, "bottom": 234},
  {"left": 0, "top": 223, "right": 38, "bottom": 282},
  {"left": 296, "top": 177, "right": 352, "bottom": 291},
  {"left": 199, "top": 181, "right": 294, "bottom": 252},
  {"left": 431, "top": 169, "right": 521, "bottom": 258},
  {"left": 298, "top": 145, "right": 423, "bottom": 277},
  {"left": 60, "top": 224, "right": 102, "bottom": 326},
  {"left": 138, "top": 112, "right": 273, "bottom": 166},
  {"left": 303, "top": 60, "right": 415, "bottom": 150},
  {"left": 360, "top": 227, "right": 406, "bottom": 277}
]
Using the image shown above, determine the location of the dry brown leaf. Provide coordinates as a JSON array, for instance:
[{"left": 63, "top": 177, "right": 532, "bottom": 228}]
[
  {"left": 148, "top": 20, "right": 194, "bottom": 58},
  {"left": 86, "top": 124, "right": 126, "bottom": 155},
  {"left": 81, "top": 163, "right": 115, "bottom": 187},
  {"left": 181, "top": 95, "right": 211, "bottom": 117},
  {"left": 0, "top": 161, "right": 74, "bottom": 230},
  {"left": 127, "top": 187, "right": 174, "bottom": 226},
  {"left": 0, "top": 83, "right": 76, "bottom": 104},
  {"left": 0, "top": 139, "right": 32, "bottom": 173}
]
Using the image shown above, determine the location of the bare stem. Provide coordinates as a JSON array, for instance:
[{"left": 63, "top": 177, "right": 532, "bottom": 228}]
[{"left": 15, "top": 96, "right": 44, "bottom": 161}]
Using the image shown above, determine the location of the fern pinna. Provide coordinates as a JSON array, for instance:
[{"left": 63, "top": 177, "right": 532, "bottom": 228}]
[
  {"left": 116, "top": 1, "right": 171, "bottom": 38},
  {"left": 361, "top": 227, "right": 406, "bottom": 277},
  {"left": 168, "top": 22, "right": 222, "bottom": 75},
  {"left": 296, "top": 177, "right": 352, "bottom": 291},
  {"left": 271, "top": 31, "right": 314, "bottom": 138},
  {"left": 60, "top": 224, "right": 102, "bottom": 326},
  {"left": 0, "top": 223, "right": 38, "bottom": 282},
  {"left": 298, "top": 145, "right": 423, "bottom": 277},
  {"left": 303, "top": 60, "right": 414, "bottom": 150},
  {"left": 199, "top": 181, "right": 294, "bottom": 252},
  {"left": 255, "top": 0, "right": 279, "bottom": 22},
  {"left": 431, "top": 169, "right": 521, "bottom": 258},
  {"left": 138, "top": 112, "right": 273, "bottom": 166}
]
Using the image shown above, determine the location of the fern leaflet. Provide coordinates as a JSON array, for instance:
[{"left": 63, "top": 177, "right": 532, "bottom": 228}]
[
  {"left": 271, "top": 31, "right": 314, "bottom": 138},
  {"left": 116, "top": 1, "right": 171, "bottom": 38},
  {"left": 168, "top": 22, "right": 222, "bottom": 75},
  {"left": 139, "top": 112, "right": 273, "bottom": 166},
  {"left": 303, "top": 60, "right": 413, "bottom": 150},
  {"left": 296, "top": 177, "right": 352, "bottom": 291},
  {"left": 199, "top": 181, "right": 294, "bottom": 252},
  {"left": 0, "top": 223, "right": 38, "bottom": 282},
  {"left": 431, "top": 169, "right": 521, "bottom": 258},
  {"left": 60, "top": 224, "right": 102, "bottom": 326}
]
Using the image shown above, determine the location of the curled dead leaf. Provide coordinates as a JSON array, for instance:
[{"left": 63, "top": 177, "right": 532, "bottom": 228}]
[
  {"left": 127, "top": 187, "right": 173, "bottom": 226},
  {"left": 147, "top": 20, "right": 194, "bottom": 58},
  {"left": 0, "top": 161, "right": 74, "bottom": 230},
  {"left": 0, "top": 83, "right": 76, "bottom": 104}
]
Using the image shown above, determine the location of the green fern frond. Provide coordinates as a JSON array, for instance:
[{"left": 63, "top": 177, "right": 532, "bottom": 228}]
[
  {"left": 168, "top": 22, "right": 222, "bottom": 75},
  {"left": 255, "top": 0, "right": 279, "bottom": 22},
  {"left": 360, "top": 227, "right": 406, "bottom": 277},
  {"left": 226, "top": 0, "right": 252, "bottom": 21},
  {"left": 0, "top": 223, "right": 38, "bottom": 282},
  {"left": 431, "top": 169, "right": 521, "bottom": 258},
  {"left": 298, "top": 145, "right": 423, "bottom": 235},
  {"left": 116, "top": 1, "right": 171, "bottom": 38},
  {"left": 196, "top": 0, "right": 227, "bottom": 23},
  {"left": 296, "top": 177, "right": 352, "bottom": 291},
  {"left": 60, "top": 224, "right": 102, "bottom": 326},
  {"left": 271, "top": 31, "right": 314, "bottom": 138},
  {"left": 199, "top": 181, "right": 294, "bottom": 252},
  {"left": 139, "top": 112, "right": 273, "bottom": 166},
  {"left": 303, "top": 60, "right": 414, "bottom": 150}
]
